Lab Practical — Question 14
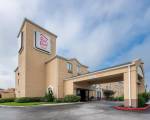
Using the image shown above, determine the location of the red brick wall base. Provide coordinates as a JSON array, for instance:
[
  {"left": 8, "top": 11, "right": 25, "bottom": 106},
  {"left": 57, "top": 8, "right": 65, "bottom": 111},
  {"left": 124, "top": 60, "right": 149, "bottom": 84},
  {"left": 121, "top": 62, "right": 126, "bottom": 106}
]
[{"left": 124, "top": 99, "right": 138, "bottom": 108}]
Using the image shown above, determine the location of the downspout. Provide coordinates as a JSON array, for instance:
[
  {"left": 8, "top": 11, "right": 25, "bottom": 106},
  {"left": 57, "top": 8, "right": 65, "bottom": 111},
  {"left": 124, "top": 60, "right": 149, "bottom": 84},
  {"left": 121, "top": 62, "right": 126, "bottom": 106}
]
[{"left": 128, "top": 65, "right": 131, "bottom": 107}]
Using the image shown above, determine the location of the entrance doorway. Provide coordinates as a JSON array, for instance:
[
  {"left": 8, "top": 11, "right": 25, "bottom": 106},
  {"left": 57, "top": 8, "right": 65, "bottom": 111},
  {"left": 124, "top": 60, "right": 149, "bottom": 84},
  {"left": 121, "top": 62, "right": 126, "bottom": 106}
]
[{"left": 76, "top": 89, "right": 89, "bottom": 101}]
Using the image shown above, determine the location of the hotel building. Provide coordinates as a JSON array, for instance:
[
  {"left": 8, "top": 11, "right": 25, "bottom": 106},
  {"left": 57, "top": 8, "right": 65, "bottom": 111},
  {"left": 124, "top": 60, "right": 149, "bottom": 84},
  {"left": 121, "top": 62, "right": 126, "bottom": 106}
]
[{"left": 15, "top": 19, "right": 145, "bottom": 107}]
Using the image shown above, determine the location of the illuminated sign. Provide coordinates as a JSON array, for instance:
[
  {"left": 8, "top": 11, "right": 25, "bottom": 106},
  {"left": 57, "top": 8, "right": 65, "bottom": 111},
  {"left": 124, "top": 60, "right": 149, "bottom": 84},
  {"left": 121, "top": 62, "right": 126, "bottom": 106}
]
[{"left": 34, "top": 31, "right": 51, "bottom": 53}]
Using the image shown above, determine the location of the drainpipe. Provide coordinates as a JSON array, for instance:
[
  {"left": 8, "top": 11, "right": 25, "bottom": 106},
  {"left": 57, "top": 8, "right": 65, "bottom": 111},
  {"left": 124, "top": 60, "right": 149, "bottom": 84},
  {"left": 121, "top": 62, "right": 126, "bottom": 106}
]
[{"left": 128, "top": 65, "right": 131, "bottom": 107}]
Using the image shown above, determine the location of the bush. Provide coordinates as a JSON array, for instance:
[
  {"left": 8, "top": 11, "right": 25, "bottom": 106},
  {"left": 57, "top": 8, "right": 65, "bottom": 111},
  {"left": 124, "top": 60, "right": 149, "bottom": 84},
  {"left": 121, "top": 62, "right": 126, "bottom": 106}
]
[
  {"left": 54, "top": 98, "right": 64, "bottom": 103},
  {"left": 0, "top": 98, "right": 15, "bottom": 103},
  {"left": 140, "top": 92, "right": 150, "bottom": 102},
  {"left": 103, "top": 90, "right": 115, "bottom": 99},
  {"left": 138, "top": 94, "right": 146, "bottom": 107},
  {"left": 64, "top": 95, "right": 81, "bottom": 102},
  {"left": 44, "top": 89, "right": 54, "bottom": 102},
  {"left": 110, "top": 96, "right": 124, "bottom": 101},
  {"left": 118, "top": 96, "right": 124, "bottom": 101},
  {"left": 137, "top": 92, "right": 150, "bottom": 107},
  {"left": 15, "top": 97, "right": 44, "bottom": 103}
]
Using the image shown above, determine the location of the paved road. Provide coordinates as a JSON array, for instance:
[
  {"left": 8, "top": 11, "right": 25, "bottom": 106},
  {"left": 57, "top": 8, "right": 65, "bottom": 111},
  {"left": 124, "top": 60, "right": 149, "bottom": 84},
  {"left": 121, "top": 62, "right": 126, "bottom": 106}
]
[{"left": 0, "top": 101, "right": 150, "bottom": 120}]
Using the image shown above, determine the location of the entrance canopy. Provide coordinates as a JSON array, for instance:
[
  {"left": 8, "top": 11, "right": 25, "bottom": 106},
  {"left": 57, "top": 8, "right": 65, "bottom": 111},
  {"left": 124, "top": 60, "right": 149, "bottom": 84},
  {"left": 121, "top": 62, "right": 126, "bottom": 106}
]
[
  {"left": 64, "top": 59, "right": 145, "bottom": 108},
  {"left": 65, "top": 61, "right": 134, "bottom": 84}
]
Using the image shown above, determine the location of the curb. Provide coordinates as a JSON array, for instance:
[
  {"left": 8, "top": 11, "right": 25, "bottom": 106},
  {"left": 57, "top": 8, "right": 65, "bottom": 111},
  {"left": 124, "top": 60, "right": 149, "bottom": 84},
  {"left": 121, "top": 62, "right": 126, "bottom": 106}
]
[
  {"left": 113, "top": 104, "right": 150, "bottom": 111},
  {"left": 0, "top": 102, "right": 84, "bottom": 108}
]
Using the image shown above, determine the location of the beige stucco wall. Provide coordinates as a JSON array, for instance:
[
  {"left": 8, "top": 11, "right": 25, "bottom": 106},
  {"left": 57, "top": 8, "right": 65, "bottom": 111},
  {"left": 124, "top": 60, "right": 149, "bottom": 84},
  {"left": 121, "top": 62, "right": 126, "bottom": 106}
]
[
  {"left": 25, "top": 22, "right": 56, "bottom": 97},
  {"left": 15, "top": 20, "right": 57, "bottom": 97},
  {"left": 100, "top": 82, "right": 124, "bottom": 97},
  {"left": 46, "top": 58, "right": 59, "bottom": 97},
  {"left": 64, "top": 80, "right": 74, "bottom": 95},
  {"left": 47, "top": 57, "right": 89, "bottom": 98},
  {"left": 1, "top": 92, "right": 15, "bottom": 99},
  {"left": 15, "top": 24, "right": 27, "bottom": 97},
  {"left": 58, "top": 58, "right": 88, "bottom": 98}
]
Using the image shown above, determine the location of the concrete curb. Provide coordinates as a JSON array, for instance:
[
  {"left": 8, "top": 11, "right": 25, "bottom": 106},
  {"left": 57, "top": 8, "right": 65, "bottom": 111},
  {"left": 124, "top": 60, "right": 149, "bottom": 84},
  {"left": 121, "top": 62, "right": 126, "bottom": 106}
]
[{"left": 0, "top": 102, "right": 84, "bottom": 108}]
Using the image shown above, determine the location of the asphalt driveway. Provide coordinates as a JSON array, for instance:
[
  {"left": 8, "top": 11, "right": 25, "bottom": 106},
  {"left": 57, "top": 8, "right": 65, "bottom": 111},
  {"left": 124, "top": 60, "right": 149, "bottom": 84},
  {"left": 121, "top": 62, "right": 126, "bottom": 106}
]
[{"left": 0, "top": 101, "right": 150, "bottom": 120}]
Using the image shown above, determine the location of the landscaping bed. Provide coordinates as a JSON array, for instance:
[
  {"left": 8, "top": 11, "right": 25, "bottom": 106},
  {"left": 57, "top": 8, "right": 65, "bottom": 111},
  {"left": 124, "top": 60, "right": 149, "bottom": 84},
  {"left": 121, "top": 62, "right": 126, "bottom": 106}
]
[
  {"left": 113, "top": 104, "right": 150, "bottom": 111},
  {"left": 113, "top": 92, "right": 150, "bottom": 111},
  {"left": 0, "top": 102, "right": 47, "bottom": 106},
  {"left": 0, "top": 94, "right": 81, "bottom": 107}
]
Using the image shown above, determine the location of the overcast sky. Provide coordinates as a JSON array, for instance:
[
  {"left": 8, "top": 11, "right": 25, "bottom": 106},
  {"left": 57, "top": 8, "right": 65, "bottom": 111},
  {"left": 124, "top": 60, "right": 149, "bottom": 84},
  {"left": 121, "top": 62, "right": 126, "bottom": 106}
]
[{"left": 0, "top": 0, "right": 150, "bottom": 89}]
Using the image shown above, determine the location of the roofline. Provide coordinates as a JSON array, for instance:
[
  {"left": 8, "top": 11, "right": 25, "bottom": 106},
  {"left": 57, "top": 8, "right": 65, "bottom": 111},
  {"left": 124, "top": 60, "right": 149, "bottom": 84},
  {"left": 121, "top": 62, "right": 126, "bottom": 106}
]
[
  {"left": 17, "top": 18, "right": 57, "bottom": 38},
  {"left": 69, "top": 58, "right": 88, "bottom": 68},
  {"left": 64, "top": 62, "right": 136, "bottom": 80},
  {"left": 45, "top": 55, "right": 88, "bottom": 68}
]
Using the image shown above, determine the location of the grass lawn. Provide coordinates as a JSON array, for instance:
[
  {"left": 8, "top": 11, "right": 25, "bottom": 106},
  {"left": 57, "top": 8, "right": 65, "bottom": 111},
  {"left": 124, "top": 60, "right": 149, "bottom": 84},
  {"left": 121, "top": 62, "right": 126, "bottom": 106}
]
[{"left": 0, "top": 102, "right": 49, "bottom": 106}]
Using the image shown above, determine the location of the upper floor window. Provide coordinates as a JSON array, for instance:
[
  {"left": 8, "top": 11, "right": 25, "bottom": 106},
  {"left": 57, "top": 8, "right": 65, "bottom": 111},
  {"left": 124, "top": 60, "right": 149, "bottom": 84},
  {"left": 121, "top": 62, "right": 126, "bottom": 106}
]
[
  {"left": 77, "top": 64, "right": 81, "bottom": 75},
  {"left": 18, "top": 32, "right": 24, "bottom": 53},
  {"left": 18, "top": 79, "right": 19, "bottom": 85},
  {"left": 67, "top": 62, "right": 73, "bottom": 73}
]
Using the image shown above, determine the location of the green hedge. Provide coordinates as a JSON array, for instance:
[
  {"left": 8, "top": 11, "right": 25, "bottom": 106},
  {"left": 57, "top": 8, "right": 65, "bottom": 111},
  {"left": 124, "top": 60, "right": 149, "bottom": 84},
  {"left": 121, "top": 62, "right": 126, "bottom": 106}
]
[
  {"left": 15, "top": 97, "right": 45, "bottom": 103},
  {"left": 140, "top": 92, "right": 150, "bottom": 102},
  {"left": 138, "top": 94, "right": 146, "bottom": 107},
  {"left": 54, "top": 98, "right": 64, "bottom": 103},
  {"left": 118, "top": 96, "right": 124, "bottom": 101},
  {"left": 109, "top": 96, "right": 124, "bottom": 101},
  {"left": 64, "top": 95, "right": 81, "bottom": 102},
  {"left": 138, "top": 92, "right": 150, "bottom": 107},
  {"left": 44, "top": 91, "right": 54, "bottom": 102},
  {"left": 0, "top": 98, "right": 15, "bottom": 103}
]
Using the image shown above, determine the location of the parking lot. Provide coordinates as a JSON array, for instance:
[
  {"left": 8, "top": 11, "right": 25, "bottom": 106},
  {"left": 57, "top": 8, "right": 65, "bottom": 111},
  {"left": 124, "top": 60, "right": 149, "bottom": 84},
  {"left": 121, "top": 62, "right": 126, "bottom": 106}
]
[{"left": 0, "top": 101, "right": 150, "bottom": 120}]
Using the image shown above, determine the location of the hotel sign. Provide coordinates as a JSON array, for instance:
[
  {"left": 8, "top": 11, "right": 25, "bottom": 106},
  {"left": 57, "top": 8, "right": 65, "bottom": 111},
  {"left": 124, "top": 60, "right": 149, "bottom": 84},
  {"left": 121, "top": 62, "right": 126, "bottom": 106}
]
[{"left": 34, "top": 31, "right": 51, "bottom": 53}]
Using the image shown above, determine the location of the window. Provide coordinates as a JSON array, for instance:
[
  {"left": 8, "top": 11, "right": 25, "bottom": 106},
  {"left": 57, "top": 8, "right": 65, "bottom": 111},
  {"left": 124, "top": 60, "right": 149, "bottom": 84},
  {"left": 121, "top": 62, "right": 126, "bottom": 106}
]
[
  {"left": 18, "top": 32, "right": 24, "bottom": 53},
  {"left": 67, "top": 62, "right": 73, "bottom": 73},
  {"left": 77, "top": 64, "right": 81, "bottom": 75},
  {"left": 18, "top": 79, "right": 19, "bottom": 85}
]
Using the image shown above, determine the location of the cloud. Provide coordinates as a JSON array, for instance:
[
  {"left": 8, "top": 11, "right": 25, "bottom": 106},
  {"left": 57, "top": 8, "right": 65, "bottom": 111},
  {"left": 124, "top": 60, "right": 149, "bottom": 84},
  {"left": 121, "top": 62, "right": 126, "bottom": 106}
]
[
  {"left": 113, "top": 36, "right": 150, "bottom": 88},
  {"left": 0, "top": 0, "right": 150, "bottom": 89},
  {"left": 0, "top": 0, "right": 41, "bottom": 88},
  {"left": 42, "top": 0, "right": 150, "bottom": 69}
]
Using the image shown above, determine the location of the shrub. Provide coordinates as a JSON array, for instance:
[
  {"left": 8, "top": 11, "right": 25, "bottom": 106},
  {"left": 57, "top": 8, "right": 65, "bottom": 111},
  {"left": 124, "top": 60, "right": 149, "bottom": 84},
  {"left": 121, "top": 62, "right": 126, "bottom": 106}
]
[
  {"left": 103, "top": 90, "right": 115, "bottom": 99},
  {"left": 140, "top": 92, "right": 150, "bottom": 102},
  {"left": 54, "top": 98, "right": 64, "bottom": 103},
  {"left": 137, "top": 92, "right": 150, "bottom": 107},
  {"left": 0, "top": 98, "right": 15, "bottom": 103},
  {"left": 118, "top": 96, "right": 124, "bottom": 101},
  {"left": 15, "top": 97, "right": 44, "bottom": 103},
  {"left": 110, "top": 96, "right": 124, "bottom": 101},
  {"left": 64, "top": 95, "right": 81, "bottom": 102},
  {"left": 44, "top": 90, "right": 54, "bottom": 102},
  {"left": 138, "top": 94, "right": 146, "bottom": 107}
]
